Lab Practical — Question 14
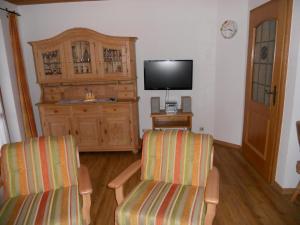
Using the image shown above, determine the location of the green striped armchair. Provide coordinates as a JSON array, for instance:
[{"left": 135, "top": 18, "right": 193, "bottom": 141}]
[
  {"left": 109, "top": 130, "right": 219, "bottom": 225},
  {"left": 0, "top": 135, "right": 92, "bottom": 225}
]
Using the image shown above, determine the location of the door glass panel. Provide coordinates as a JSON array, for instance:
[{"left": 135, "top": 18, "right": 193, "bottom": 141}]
[
  {"left": 103, "top": 47, "right": 125, "bottom": 74},
  {"left": 252, "top": 83, "right": 258, "bottom": 101},
  {"left": 252, "top": 20, "right": 276, "bottom": 106},
  {"left": 42, "top": 50, "right": 62, "bottom": 76},
  {"left": 71, "top": 41, "right": 92, "bottom": 74}
]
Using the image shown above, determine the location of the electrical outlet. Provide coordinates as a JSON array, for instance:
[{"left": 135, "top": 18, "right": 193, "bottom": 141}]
[{"left": 199, "top": 127, "right": 204, "bottom": 132}]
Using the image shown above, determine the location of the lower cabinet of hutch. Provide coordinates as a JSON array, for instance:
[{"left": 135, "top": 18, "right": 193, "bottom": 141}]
[
  {"left": 43, "top": 116, "right": 72, "bottom": 137},
  {"left": 73, "top": 115, "right": 102, "bottom": 149},
  {"left": 102, "top": 114, "right": 132, "bottom": 148},
  {"left": 39, "top": 102, "right": 139, "bottom": 152}
]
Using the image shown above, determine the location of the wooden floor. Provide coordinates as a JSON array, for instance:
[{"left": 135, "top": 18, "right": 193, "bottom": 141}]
[{"left": 79, "top": 144, "right": 300, "bottom": 225}]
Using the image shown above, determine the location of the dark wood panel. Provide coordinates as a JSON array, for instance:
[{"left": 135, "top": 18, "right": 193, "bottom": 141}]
[
  {"left": 5, "top": 0, "right": 99, "bottom": 5},
  {"left": 79, "top": 144, "right": 300, "bottom": 225}
]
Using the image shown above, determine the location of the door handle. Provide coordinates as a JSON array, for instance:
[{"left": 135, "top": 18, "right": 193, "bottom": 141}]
[{"left": 265, "top": 86, "right": 277, "bottom": 106}]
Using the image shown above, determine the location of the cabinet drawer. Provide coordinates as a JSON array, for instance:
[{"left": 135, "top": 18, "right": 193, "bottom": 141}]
[
  {"left": 72, "top": 105, "right": 100, "bottom": 114},
  {"left": 102, "top": 104, "right": 129, "bottom": 113},
  {"left": 42, "top": 106, "right": 71, "bottom": 115},
  {"left": 44, "top": 94, "right": 61, "bottom": 102},
  {"left": 118, "top": 91, "right": 135, "bottom": 99},
  {"left": 118, "top": 84, "right": 134, "bottom": 91}
]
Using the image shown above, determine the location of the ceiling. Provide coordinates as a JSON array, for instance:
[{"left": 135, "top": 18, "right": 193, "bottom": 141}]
[{"left": 6, "top": 0, "right": 99, "bottom": 5}]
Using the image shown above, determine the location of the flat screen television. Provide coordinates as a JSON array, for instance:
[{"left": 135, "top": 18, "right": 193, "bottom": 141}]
[{"left": 144, "top": 60, "right": 193, "bottom": 90}]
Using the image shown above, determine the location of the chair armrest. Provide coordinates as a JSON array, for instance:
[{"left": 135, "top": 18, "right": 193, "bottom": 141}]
[
  {"left": 78, "top": 165, "right": 93, "bottom": 195},
  {"left": 204, "top": 167, "right": 219, "bottom": 204},
  {"left": 108, "top": 160, "right": 141, "bottom": 189}
]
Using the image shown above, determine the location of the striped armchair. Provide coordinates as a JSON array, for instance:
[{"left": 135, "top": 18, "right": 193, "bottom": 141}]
[
  {"left": 0, "top": 135, "right": 92, "bottom": 225},
  {"left": 109, "top": 130, "right": 219, "bottom": 225}
]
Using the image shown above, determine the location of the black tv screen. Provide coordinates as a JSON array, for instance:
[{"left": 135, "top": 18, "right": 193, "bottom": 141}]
[{"left": 144, "top": 60, "right": 193, "bottom": 90}]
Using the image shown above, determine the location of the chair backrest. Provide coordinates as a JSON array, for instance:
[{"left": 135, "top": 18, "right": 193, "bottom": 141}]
[
  {"left": 1, "top": 135, "right": 78, "bottom": 198},
  {"left": 141, "top": 130, "right": 213, "bottom": 187}
]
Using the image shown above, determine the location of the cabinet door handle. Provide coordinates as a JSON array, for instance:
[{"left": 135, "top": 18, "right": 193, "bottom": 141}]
[
  {"left": 68, "top": 130, "right": 71, "bottom": 135},
  {"left": 83, "top": 109, "right": 87, "bottom": 112},
  {"left": 75, "top": 130, "right": 79, "bottom": 135},
  {"left": 104, "top": 129, "right": 107, "bottom": 134}
]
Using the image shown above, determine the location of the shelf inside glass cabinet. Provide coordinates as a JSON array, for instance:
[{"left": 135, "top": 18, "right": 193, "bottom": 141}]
[
  {"left": 103, "top": 48, "right": 124, "bottom": 73},
  {"left": 72, "top": 41, "right": 92, "bottom": 74},
  {"left": 42, "top": 50, "right": 62, "bottom": 75}
]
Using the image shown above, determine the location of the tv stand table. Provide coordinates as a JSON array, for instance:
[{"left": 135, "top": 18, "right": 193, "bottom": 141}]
[{"left": 151, "top": 109, "right": 193, "bottom": 130}]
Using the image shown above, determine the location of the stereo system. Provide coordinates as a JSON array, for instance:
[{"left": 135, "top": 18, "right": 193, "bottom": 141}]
[
  {"left": 165, "top": 101, "right": 178, "bottom": 114},
  {"left": 151, "top": 96, "right": 191, "bottom": 114}
]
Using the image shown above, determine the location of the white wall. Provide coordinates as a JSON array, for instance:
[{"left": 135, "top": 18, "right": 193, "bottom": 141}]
[
  {"left": 214, "top": 0, "right": 249, "bottom": 144},
  {"left": 249, "top": 0, "right": 269, "bottom": 10},
  {"left": 0, "top": 1, "right": 24, "bottom": 142},
  {"left": 18, "top": 0, "right": 219, "bottom": 135},
  {"left": 276, "top": 0, "right": 300, "bottom": 188}
]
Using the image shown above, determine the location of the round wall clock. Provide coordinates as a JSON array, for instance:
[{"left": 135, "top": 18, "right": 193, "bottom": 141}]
[{"left": 220, "top": 20, "right": 238, "bottom": 39}]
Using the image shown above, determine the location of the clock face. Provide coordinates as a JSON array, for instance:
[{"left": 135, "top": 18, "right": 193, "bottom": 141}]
[{"left": 220, "top": 20, "right": 238, "bottom": 39}]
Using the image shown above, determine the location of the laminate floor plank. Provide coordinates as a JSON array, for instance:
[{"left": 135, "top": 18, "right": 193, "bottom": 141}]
[{"left": 79, "top": 145, "right": 300, "bottom": 225}]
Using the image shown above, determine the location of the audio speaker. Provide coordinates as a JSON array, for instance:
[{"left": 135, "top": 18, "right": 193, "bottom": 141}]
[
  {"left": 151, "top": 97, "right": 160, "bottom": 113},
  {"left": 181, "top": 96, "right": 192, "bottom": 112}
]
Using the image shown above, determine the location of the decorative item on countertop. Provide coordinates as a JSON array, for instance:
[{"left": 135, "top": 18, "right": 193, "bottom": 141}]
[{"left": 84, "top": 90, "right": 96, "bottom": 102}]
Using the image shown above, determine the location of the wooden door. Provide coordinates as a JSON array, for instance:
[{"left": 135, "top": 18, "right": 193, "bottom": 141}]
[
  {"left": 73, "top": 116, "right": 102, "bottom": 148},
  {"left": 34, "top": 43, "right": 67, "bottom": 83},
  {"left": 242, "top": 0, "right": 292, "bottom": 182},
  {"left": 43, "top": 116, "right": 71, "bottom": 136},
  {"left": 65, "top": 38, "right": 99, "bottom": 80},
  {"left": 102, "top": 114, "right": 132, "bottom": 147}
]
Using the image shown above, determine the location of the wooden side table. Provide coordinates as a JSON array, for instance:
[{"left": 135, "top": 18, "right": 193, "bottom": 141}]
[{"left": 151, "top": 109, "right": 193, "bottom": 130}]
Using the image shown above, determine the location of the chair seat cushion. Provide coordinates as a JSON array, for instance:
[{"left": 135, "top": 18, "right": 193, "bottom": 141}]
[
  {"left": 116, "top": 180, "right": 206, "bottom": 225},
  {"left": 0, "top": 185, "right": 82, "bottom": 225}
]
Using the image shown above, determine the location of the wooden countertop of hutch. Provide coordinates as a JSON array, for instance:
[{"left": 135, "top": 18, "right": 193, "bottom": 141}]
[{"left": 36, "top": 98, "right": 139, "bottom": 106}]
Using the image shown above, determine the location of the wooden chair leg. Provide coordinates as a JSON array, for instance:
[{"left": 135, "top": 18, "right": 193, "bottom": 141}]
[
  {"left": 291, "top": 181, "right": 300, "bottom": 202},
  {"left": 82, "top": 194, "right": 91, "bottom": 225},
  {"left": 205, "top": 203, "right": 216, "bottom": 225}
]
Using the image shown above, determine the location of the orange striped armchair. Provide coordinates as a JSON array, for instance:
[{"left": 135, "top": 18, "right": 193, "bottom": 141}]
[
  {"left": 0, "top": 135, "right": 92, "bottom": 225},
  {"left": 109, "top": 130, "right": 219, "bottom": 225}
]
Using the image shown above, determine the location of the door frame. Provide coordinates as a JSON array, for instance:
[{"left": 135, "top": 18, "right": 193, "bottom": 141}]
[{"left": 242, "top": 0, "right": 293, "bottom": 183}]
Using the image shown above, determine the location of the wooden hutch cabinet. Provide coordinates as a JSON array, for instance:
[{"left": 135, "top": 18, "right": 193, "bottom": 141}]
[{"left": 30, "top": 28, "right": 139, "bottom": 152}]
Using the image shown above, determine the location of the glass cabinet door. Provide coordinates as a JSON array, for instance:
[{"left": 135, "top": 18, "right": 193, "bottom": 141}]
[
  {"left": 98, "top": 44, "right": 129, "bottom": 79},
  {"left": 67, "top": 39, "right": 98, "bottom": 79},
  {"left": 37, "top": 45, "right": 66, "bottom": 83}
]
